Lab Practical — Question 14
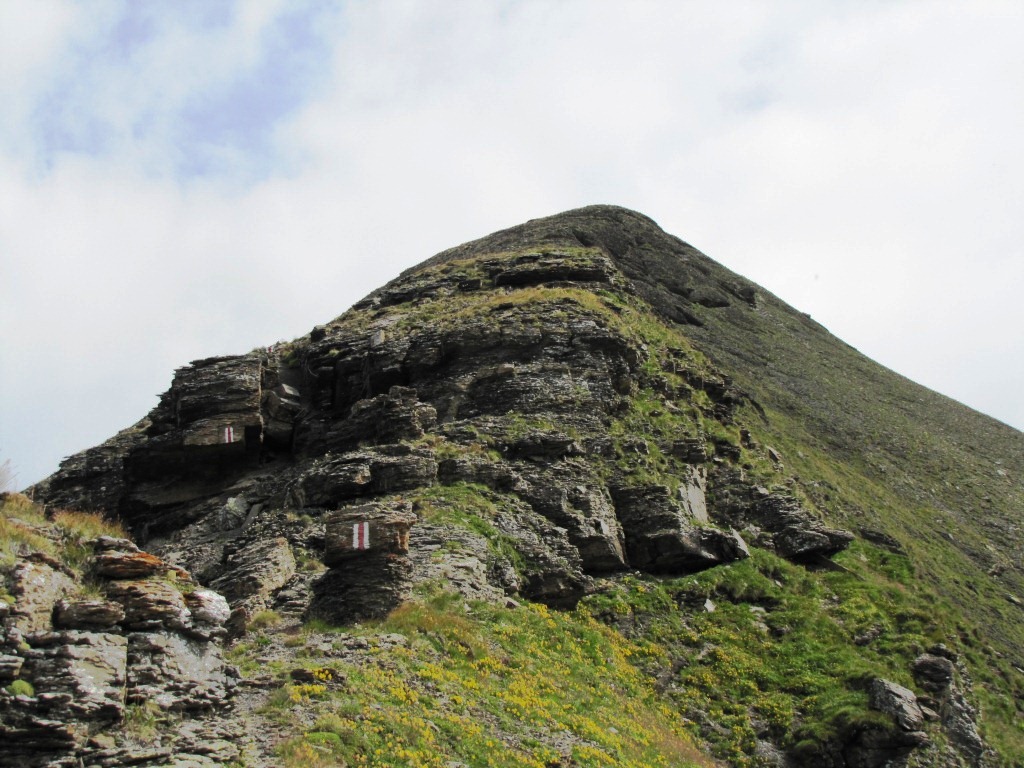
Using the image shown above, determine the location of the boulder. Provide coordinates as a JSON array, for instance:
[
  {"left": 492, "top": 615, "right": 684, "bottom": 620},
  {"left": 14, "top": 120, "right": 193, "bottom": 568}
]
[
  {"left": 184, "top": 589, "right": 231, "bottom": 628},
  {"left": 753, "top": 492, "right": 854, "bottom": 561},
  {"left": 9, "top": 560, "right": 76, "bottom": 634},
  {"left": 612, "top": 484, "right": 749, "bottom": 573},
  {"left": 126, "top": 631, "right": 234, "bottom": 711},
  {"left": 92, "top": 550, "right": 168, "bottom": 579},
  {"left": 23, "top": 630, "right": 127, "bottom": 721},
  {"left": 104, "top": 579, "right": 191, "bottom": 631},
  {"left": 869, "top": 678, "right": 926, "bottom": 732},
  {"left": 324, "top": 503, "right": 417, "bottom": 566},
  {"left": 53, "top": 599, "right": 125, "bottom": 630},
  {"left": 308, "top": 502, "right": 420, "bottom": 623},
  {"left": 911, "top": 653, "right": 955, "bottom": 693}
]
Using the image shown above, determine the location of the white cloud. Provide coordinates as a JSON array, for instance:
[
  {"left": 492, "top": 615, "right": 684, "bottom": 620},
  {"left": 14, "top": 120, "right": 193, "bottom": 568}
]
[{"left": 1, "top": 1, "right": 1022, "bottom": 487}]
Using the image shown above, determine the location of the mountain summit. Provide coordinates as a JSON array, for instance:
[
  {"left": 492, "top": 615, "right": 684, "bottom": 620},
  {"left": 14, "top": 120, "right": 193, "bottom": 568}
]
[{"left": 10, "top": 206, "right": 1023, "bottom": 767}]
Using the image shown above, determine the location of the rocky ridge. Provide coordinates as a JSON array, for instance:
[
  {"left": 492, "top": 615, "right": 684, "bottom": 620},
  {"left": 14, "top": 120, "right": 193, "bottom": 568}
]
[{"left": 15, "top": 206, "right": 1021, "bottom": 766}]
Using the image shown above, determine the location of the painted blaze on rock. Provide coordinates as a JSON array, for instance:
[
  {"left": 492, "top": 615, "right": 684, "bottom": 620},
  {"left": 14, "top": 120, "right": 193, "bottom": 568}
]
[{"left": 323, "top": 503, "right": 417, "bottom": 566}]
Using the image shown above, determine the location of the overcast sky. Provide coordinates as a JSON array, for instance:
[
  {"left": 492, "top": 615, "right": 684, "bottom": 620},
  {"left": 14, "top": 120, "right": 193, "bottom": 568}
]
[{"left": 2, "top": 1, "right": 1022, "bottom": 488}]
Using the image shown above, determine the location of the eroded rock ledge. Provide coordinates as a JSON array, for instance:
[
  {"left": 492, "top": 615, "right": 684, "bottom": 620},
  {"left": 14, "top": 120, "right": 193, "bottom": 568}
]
[{"left": 0, "top": 518, "right": 236, "bottom": 768}]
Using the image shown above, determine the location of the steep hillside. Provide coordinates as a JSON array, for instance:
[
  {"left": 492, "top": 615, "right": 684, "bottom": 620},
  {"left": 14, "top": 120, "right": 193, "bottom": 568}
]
[{"left": 11, "top": 206, "right": 1023, "bottom": 767}]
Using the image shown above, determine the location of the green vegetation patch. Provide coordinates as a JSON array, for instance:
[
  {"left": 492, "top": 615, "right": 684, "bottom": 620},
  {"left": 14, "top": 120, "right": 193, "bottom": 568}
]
[
  {"left": 580, "top": 546, "right": 955, "bottom": 765},
  {"left": 248, "top": 590, "right": 714, "bottom": 768}
]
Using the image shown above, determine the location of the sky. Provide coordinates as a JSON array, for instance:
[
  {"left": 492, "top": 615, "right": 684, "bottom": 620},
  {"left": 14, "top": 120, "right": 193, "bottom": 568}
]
[{"left": 1, "top": 1, "right": 1022, "bottom": 489}]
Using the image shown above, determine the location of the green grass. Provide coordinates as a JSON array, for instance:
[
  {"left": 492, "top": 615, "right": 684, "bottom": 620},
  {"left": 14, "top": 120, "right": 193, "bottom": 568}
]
[
  {"left": 579, "top": 546, "right": 940, "bottom": 765},
  {"left": 238, "top": 590, "right": 715, "bottom": 768},
  {"left": 6, "top": 679, "right": 34, "bottom": 697}
]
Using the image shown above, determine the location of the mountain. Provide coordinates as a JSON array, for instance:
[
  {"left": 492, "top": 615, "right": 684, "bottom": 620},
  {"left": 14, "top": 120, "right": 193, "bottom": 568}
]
[{"left": 5, "top": 205, "right": 1022, "bottom": 767}]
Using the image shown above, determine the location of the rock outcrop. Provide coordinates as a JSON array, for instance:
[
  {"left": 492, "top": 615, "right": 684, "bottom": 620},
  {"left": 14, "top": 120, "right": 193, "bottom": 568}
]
[{"left": 0, "top": 523, "right": 235, "bottom": 767}]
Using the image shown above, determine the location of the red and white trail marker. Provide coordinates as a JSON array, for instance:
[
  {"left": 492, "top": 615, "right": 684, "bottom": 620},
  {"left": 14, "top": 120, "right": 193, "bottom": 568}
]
[
  {"left": 223, "top": 426, "right": 235, "bottom": 443},
  {"left": 352, "top": 522, "right": 371, "bottom": 550}
]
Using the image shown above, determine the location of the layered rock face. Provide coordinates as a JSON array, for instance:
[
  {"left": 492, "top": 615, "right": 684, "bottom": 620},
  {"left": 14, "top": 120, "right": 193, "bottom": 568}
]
[
  {"left": 0, "top": 517, "right": 236, "bottom": 768},
  {"left": 24, "top": 206, "right": 1003, "bottom": 766},
  {"left": 32, "top": 222, "right": 850, "bottom": 624}
]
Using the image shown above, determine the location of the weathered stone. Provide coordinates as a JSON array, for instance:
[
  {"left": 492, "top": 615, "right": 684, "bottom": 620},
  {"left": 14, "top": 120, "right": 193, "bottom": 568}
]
[
  {"left": 10, "top": 560, "right": 76, "bottom": 634},
  {"left": 323, "top": 503, "right": 417, "bottom": 566},
  {"left": 24, "top": 630, "right": 127, "bottom": 721},
  {"left": 858, "top": 528, "right": 906, "bottom": 555},
  {"left": 515, "top": 473, "right": 626, "bottom": 574},
  {"left": 408, "top": 525, "right": 508, "bottom": 602},
  {"left": 754, "top": 492, "right": 854, "bottom": 561},
  {"left": 309, "top": 553, "right": 414, "bottom": 624},
  {"left": 611, "top": 485, "right": 748, "bottom": 573},
  {"left": 437, "top": 456, "right": 528, "bottom": 493},
  {"left": 669, "top": 437, "right": 707, "bottom": 464},
  {"left": 912, "top": 653, "right": 955, "bottom": 693},
  {"left": 170, "top": 356, "right": 262, "bottom": 423},
  {"left": 291, "top": 448, "right": 438, "bottom": 507},
  {"left": 126, "top": 631, "right": 233, "bottom": 710},
  {"left": 104, "top": 579, "right": 190, "bottom": 630},
  {"left": 325, "top": 387, "right": 438, "bottom": 450},
  {"left": 92, "top": 550, "right": 167, "bottom": 579},
  {"left": 491, "top": 250, "right": 617, "bottom": 287},
  {"left": 941, "top": 683, "right": 986, "bottom": 765},
  {"left": 184, "top": 589, "right": 231, "bottom": 628},
  {"left": 773, "top": 527, "right": 848, "bottom": 560},
  {"left": 0, "top": 653, "right": 24, "bottom": 681},
  {"left": 214, "top": 496, "right": 249, "bottom": 531},
  {"left": 53, "top": 599, "right": 125, "bottom": 630},
  {"left": 210, "top": 536, "right": 295, "bottom": 604},
  {"left": 92, "top": 535, "right": 140, "bottom": 553},
  {"left": 869, "top": 678, "right": 925, "bottom": 731},
  {"left": 505, "top": 430, "right": 584, "bottom": 460},
  {"left": 677, "top": 466, "right": 709, "bottom": 523}
]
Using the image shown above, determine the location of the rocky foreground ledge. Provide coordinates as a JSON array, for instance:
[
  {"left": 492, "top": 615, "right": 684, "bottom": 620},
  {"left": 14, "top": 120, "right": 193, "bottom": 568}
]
[{"left": 0, "top": 493, "right": 239, "bottom": 767}]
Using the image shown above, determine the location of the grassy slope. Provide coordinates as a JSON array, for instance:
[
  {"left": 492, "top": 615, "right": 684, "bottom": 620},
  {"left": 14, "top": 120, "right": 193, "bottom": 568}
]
[
  {"left": 230, "top": 589, "right": 714, "bottom": 768},
  {"left": 679, "top": 284, "right": 1024, "bottom": 759}
]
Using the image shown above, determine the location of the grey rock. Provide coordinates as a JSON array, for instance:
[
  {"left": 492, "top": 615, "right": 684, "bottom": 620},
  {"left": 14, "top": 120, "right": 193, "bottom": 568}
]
[
  {"left": 612, "top": 484, "right": 749, "bottom": 573},
  {"left": 869, "top": 678, "right": 925, "bottom": 731},
  {"left": 184, "top": 589, "right": 231, "bottom": 628},
  {"left": 53, "top": 599, "right": 125, "bottom": 630},
  {"left": 323, "top": 502, "right": 417, "bottom": 566},
  {"left": 210, "top": 536, "right": 295, "bottom": 604},
  {"left": 0, "top": 653, "right": 25, "bottom": 681},
  {"left": 24, "top": 630, "right": 127, "bottom": 721},
  {"left": 912, "top": 653, "right": 955, "bottom": 693},
  {"left": 126, "top": 631, "right": 233, "bottom": 710},
  {"left": 104, "top": 579, "right": 190, "bottom": 631},
  {"left": 10, "top": 560, "right": 76, "bottom": 634},
  {"left": 678, "top": 466, "right": 709, "bottom": 523}
]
